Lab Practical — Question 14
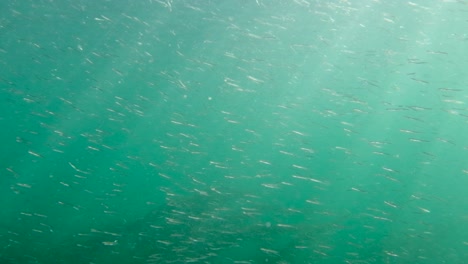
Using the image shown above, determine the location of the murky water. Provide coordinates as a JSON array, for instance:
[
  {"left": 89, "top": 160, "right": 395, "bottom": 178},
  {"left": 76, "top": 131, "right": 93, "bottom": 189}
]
[{"left": 1, "top": 0, "right": 467, "bottom": 263}]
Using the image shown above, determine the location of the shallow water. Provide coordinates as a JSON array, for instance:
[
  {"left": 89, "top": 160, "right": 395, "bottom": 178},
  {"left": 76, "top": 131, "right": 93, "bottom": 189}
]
[{"left": 1, "top": 0, "right": 467, "bottom": 263}]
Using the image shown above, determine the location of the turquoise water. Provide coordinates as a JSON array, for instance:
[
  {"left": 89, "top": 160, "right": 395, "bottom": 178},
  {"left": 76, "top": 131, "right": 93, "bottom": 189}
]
[{"left": 1, "top": 0, "right": 467, "bottom": 263}]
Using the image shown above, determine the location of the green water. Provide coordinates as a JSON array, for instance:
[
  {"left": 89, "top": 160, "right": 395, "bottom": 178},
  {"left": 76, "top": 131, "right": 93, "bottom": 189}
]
[{"left": 1, "top": 0, "right": 467, "bottom": 263}]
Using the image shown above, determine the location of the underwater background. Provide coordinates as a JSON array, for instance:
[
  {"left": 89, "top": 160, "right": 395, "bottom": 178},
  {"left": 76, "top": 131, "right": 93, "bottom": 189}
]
[{"left": 1, "top": 0, "right": 467, "bottom": 263}]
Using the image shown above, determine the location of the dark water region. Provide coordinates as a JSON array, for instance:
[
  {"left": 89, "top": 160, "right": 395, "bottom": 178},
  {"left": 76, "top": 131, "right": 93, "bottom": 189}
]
[{"left": 1, "top": 0, "right": 468, "bottom": 263}]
